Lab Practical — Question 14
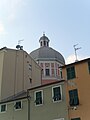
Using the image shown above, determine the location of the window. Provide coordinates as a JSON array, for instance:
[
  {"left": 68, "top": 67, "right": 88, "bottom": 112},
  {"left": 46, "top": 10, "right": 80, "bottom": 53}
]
[
  {"left": 88, "top": 61, "right": 90, "bottom": 73},
  {"left": 54, "top": 118, "right": 64, "bottom": 120},
  {"left": 51, "top": 63, "right": 54, "bottom": 67},
  {"left": 0, "top": 104, "right": 7, "bottom": 113},
  {"left": 41, "top": 41, "right": 42, "bottom": 46},
  {"left": 45, "top": 69, "right": 50, "bottom": 76},
  {"left": 42, "top": 69, "right": 44, "bottom": 75},
  {"left": 69, "top": 89, "right": 79, "bottom": 106},
  {"left": 29, "top": 64, "right": 32, "bottom": 70},
  {"left": 47, "top": 42, "right": 48, "bottom": 46},
  {"left": 14, "top": 101, "right": 22, "bottom": 110},
  {"left": 44, "top": 41, "right": 46, "bottom": 46},
  {"left": 52, "top": 86, "right": 62, "bottom": 102},
  {"left": 60, "top": 68, "right": 63, "bottom": 78},
  {"left": 35, "top": 90, "right": 43, "bottom": 106},
  {"left": 67, "top": 66, "right": 76, "bottom": 80},
  {"left": 52, "top": 69, "right": 54, "bottom": 75},
  {"left": 71, "top": 117, "right": 80, "bottom": 120},
  {"left": 40, "top": 63, "right": 43, "bottom": 68},
  {"left": 29, "top": 78, "right": 32, "bottom": 83}
]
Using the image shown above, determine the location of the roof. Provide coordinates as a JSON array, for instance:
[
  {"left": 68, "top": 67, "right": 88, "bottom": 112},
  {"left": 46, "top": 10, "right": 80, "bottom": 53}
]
[
  {"left": 28, "top": 80, "right": 65, "bottom": 91},
  {"left": 30, "top": 46, "right": 65, "bottom": 64},
  {"left": 0, "top": 80, "right": 65, "bottom": 104},
  {"left": 61, "top": 57, "right": 90, "bottom": 68},
  {"left": 39, "top": 34, "right": 49, "bottom": 42},
  {"left": 0, "top": 91, "right": 27, "bottom": 104}
]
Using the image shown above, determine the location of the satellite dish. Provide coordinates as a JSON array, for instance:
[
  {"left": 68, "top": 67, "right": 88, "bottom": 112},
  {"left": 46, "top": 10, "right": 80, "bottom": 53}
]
[
  {"left": 16, "top": 45, "right": 20, "bottom": 49},
  {"left": 16, "top": 39, "right": 24, "bottom": 50}
]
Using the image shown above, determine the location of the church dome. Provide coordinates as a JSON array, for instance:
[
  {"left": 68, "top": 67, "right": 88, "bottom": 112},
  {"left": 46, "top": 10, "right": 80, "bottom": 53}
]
[{"left": 30, "top": 34, "right": 65, "bottom": 65}]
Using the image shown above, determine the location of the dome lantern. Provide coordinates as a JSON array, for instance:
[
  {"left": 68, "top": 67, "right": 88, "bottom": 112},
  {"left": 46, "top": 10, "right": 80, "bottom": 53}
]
[{"left": 39, "top": 33, "right": 50, "bottom": 47}]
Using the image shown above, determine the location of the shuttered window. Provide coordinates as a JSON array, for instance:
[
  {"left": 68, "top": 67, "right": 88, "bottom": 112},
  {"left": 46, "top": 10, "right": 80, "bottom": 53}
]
[
  {"left": 0, "top": 104, "right": 7, "bottom": 112},
  {"left": 69, "top": 89, "right": 79, "bottom": 106},
  {"left": 71, "top": 117, "right": 80, "bottom": 120},
  {"left": 67, "top": 66, "right": 76, "bottom": 80},
  {"left": 35, "top": 90, "right": 43, "bottom": 105},
  {"left": 52, "top": 86, "right": 62, "bottom": 102},
  {"left": 88, "top": 61, "right": 90, "bottom": 73}
]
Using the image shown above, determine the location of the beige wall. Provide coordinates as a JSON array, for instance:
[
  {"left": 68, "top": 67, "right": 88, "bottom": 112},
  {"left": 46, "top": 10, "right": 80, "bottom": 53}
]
[
  {"left": 0, "top": 82, "right": 68, "bottom": 120},
  {"left": 0, "top": 99, "right": 28, "bottom": 120},
  {"left": 0, "top": 51, "right": 5, "bottom": 100},
  {"left": 29, "top": 82, "right": 68, "bottom": 120},
  {"left": 62, "top": 60, "right": 90, "bottom": 120},
  {"left": 0, "top": 48, "right": 42, "bottom": 101}
]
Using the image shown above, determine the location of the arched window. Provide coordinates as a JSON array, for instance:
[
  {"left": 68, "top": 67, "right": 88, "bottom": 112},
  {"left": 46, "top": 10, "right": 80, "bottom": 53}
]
[
  {"left": 44, "top": 41, "right": 46, "bottom": 46},
  {"left": 41, "top": 41, "right": 42, "bottom": 46},
  {"left": 47, "top": 42, "right": 48, "bottom": 46}
]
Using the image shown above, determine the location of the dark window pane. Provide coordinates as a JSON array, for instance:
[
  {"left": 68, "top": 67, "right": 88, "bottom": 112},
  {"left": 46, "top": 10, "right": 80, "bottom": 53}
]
[
  {"left": 15, "top": 101, "right": 21, "bottom": 109},
  {"left": 46, "top": 69, "right": 50, "bottom": 76},
  {"left": 88, "top": 61, "right": 90, "bottom": 73},
  {"left": 67, "top": 66, "right": 76, "bottom": 80},
  {"left": 1, "top": 104, "right": 6, "bottom": 112},
  {"left": 69, "top": 89, "right": 79, "bottom": 106},
  {"left": 35, "top": 91, "right": 42, "bottom": 105},
  {"left": 47, "top": 42, "right": 48, "bottom": 46},
  {"left": 41, "top": 41, "right": 42, "bottom": 46},
  {"left": 44, "top": 41, "right": 46, "bottom": 46},
  {"left": 71, "top": 117, "right": 80, "bottom": 120},
  {"left": 53, "top": 86, "right": 61, "bottom": 101}
]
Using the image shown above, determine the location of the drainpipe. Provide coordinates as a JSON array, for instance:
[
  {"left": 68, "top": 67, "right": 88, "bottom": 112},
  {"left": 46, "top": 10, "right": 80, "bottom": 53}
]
[{"left": 27, "top": 90, "right": 31, "bottom": 120}]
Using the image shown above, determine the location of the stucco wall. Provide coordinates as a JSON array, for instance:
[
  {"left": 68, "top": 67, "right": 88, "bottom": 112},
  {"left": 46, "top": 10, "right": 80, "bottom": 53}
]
[
  {"left": 0, "top": 48, "right": 42, "bottom": 101},
  {"left": 62, "top": 60, "right": 90, "bottom": 120},
  {"left": 0, "top": 99, "right": 28, "bottom": 120},
  {"left": 29, "top": 82, "right": 68, "bottom": 120}
]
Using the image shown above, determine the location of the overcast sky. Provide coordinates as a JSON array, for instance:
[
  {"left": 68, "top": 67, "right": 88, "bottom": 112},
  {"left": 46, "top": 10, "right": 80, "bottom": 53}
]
[{"left": 0, "top": 0, "right": 90, "bottom": 63}]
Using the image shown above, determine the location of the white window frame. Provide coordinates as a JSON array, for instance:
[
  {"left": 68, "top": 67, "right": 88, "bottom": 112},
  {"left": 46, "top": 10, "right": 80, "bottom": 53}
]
[
  {"left": 0, "top": 104, "right": 7, "bottom": 113},
  {"left": 14, "top": 100, "right": 22, "bottom": 111},
  {"left": 52, "top": 85, "right": 62, "bottom": 103},
  {"left": 34, "top": 90, "right": 43, "bottom": 106},
  {"left": 54, "top": 118, "right": 64, "bottom": 120}
]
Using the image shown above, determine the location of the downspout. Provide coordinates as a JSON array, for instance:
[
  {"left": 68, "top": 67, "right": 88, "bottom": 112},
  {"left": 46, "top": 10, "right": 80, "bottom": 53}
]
[{"left": 27, "top": 90, "right": 31, "bottom": 120}]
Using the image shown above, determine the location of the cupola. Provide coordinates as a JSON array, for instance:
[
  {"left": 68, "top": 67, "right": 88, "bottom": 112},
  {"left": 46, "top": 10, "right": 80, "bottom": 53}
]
[{"left": 39, "top": 33, "right": 50, "bottom": 47}]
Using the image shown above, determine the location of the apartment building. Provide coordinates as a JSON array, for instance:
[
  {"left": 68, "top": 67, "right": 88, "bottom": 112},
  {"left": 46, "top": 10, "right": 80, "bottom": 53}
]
[
  {"left": 62, "top": 58, "right": 90, "bottom": 120},
  {"left": 0, "top": 47, "right": 42, "bottom": 101},
  {"left": 0, "top": 81, "right": 68, "bottom": 120}
]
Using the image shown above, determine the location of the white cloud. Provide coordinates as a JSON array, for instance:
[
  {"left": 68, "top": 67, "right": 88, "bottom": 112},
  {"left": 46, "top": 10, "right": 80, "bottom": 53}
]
[{"left": 66, "top": 54, "right": 89, "bottom": 64}]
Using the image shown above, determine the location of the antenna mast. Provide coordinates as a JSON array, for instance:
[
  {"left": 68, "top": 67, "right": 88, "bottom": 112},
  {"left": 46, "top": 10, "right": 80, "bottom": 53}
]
[
  {"left": 18, "top": 39, "right": 24, "bottom": 45},
  {"left": 16, "top": 39, "right": 24, "bottom": 50},
  {"left": 73, "top": 44, "right": 81, "bottom": 62}
]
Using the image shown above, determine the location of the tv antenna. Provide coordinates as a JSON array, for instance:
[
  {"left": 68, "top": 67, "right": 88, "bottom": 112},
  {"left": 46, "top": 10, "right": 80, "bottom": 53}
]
[
  {"left": 18, "top": 39, "right": 24, "bottom": 45},
  {"left": 73, "top": 44, "right": 81, "bottom": 62},
  {"left": 16, "top": 39, "right": 24, "bottom": 50}
]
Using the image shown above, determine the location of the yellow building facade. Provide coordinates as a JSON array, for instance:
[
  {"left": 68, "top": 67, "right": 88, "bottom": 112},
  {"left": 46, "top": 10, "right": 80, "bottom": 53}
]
[{"left": 62, "top": 58, "right": 90, "bottom": 120}]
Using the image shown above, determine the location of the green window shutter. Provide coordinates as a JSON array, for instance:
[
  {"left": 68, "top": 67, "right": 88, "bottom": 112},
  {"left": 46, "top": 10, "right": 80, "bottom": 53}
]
[
  {"left": 53, "top": 86, "right": 61, "bottom": 101},
  {"left": 36, "top": 91, "right": 42, "bottom": 105},
  {"left": 71, "top": 118, "right": 80, "bottom": 120},
  {"left": 69, "top": 89, "right": 79, "bottom": 106},
  {"left": 1, "top": 104, "right": 6, "bottom": 112},
  {"left": 88, "top": 61, "right": 90, "bottom": 73},
  {"left": 15, "top": 101, "right": 22, "bottom": 109},
  {"left": 67, "top": 66, "right": 76, "bottom": 80}
]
